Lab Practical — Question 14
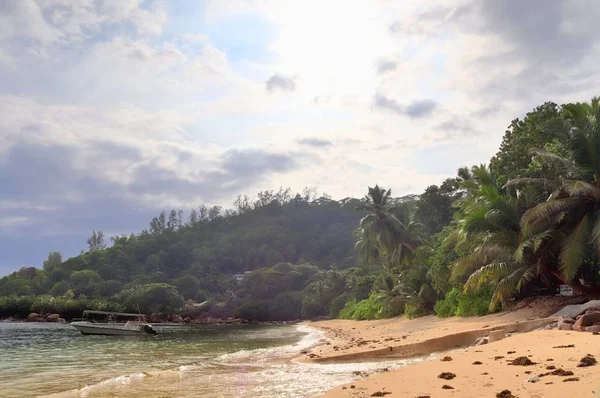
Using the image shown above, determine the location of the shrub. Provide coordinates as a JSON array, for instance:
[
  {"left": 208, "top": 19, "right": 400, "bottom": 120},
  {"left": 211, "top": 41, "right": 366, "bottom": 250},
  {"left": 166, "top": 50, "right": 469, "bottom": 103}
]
[
  {"left": 434, "top": 288, "right": 460, "bottom": 318},
  {"left": 379, "top": 295, "right": 406, "bottom": 318},
  {"left": 434, "top": 286, "right": 493, "bottom": 318},
  {"left": 337, "top": 295, "right": 383, "bottom": 320},
  {"left": 456, "top": 287, "right": 492, "bottom": 317},
  {"left": 404, "top": 296, "right": 429, "bottom": 319},
  {"left": 50, "top": 281, "right": 70, "bottom": 297},
  {"left": 350, "top": 295, "right": 382, "bottom": 320},
  {"left": 338, "top": 299, "right": 357, "bottom": 319},
  {"left": 94, "top": 280, "right": 123, "bottom": 297},
  {"left": 0, "top": 295, "right": 34, "bottom": 318},
  {"left": 329, "top": 293, "right": 350, "bottom": 318},
  {"left": 118, "top": 283, "right": 184, "bottom": 314}
]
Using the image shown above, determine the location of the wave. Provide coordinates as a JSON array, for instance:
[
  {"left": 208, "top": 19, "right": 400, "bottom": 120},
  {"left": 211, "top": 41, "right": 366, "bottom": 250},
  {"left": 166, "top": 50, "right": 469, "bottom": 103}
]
[
  {"left": 213, "top": 325, "right": 325, "bottom": 364},
  {"left": 41, "top": 325, "right": 321, "bottom": 397}
]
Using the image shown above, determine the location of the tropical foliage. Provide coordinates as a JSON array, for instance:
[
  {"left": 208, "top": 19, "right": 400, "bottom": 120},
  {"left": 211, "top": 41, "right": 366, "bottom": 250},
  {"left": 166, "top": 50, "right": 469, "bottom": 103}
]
[{"left": 2, "top": 97, "right": 600, "bottom": 321}]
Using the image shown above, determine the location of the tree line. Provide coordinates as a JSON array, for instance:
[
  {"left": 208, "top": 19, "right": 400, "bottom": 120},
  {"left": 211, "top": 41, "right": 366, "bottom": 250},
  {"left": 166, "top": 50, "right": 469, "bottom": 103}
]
[{"left": 1, "top": 97, "right": 600, "bottom": 321}]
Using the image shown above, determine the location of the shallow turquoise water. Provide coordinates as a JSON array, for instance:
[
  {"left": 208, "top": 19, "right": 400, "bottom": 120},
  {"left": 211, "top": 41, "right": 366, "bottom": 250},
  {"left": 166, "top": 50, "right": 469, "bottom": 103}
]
[{"left": 0, "top": 322, "right": 429, "bottom": 398}]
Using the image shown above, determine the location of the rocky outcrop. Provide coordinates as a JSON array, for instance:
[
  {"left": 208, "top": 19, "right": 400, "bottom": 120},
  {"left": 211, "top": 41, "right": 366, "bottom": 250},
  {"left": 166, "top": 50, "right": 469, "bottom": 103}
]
[
  {"left": 572, "top": 312, "right": 600, "bottom": 331},
  {"left": 549, "top": 301, "right": 600, "bottom": 333},
  {"left": 171, "top": 315, "right": 183, "bottom": 323},
  {"left": 46, "top": 314, "right": 61, "bottom": 322},
  {"left": 27, "top": 313, "right": 40, "bottom": 321},
  {"left": 557, "top": 317, "right": 575, "bottom": 330},
  {"left": 552, "top": 300, "right": 600, "bottom": 318},
  {"left": 149, "top": 313, "right": 168, "bottom": 323}
]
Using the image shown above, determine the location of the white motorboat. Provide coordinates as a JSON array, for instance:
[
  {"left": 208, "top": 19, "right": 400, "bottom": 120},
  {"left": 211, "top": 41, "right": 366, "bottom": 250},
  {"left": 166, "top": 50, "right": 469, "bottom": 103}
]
[{"left": 70, "top": 310, "right": 158, "bottom": 336}]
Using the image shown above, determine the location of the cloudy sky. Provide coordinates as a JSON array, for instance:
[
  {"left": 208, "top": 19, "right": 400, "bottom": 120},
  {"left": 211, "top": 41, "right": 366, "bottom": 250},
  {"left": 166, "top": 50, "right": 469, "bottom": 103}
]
[{"left": 1, "top": 0, "right": 598, "bottom": 275}]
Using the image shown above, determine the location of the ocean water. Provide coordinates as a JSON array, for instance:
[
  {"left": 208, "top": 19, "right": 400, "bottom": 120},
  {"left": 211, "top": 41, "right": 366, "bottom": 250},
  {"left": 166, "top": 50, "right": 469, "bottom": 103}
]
[{"left": 0, "top": 322, "right": 434, "bottom": 398}]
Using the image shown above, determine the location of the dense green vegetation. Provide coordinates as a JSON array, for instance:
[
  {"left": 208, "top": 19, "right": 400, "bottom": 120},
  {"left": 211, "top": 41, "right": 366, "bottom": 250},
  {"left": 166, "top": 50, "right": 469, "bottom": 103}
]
[{"left": 2, "top": 97, "right": 600, "bottom": 321}]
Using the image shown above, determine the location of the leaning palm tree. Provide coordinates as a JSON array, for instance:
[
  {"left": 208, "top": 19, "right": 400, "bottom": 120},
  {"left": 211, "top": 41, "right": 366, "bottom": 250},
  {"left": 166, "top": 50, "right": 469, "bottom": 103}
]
[
  {"left": 447, "top": 165, "right": 547, "bottom": 309},
  {"left": 511, "top": 98, "right": 600, "bottom": 293},
  {"left": 355, "top": 185, "right": 420, "bottom": 268}
]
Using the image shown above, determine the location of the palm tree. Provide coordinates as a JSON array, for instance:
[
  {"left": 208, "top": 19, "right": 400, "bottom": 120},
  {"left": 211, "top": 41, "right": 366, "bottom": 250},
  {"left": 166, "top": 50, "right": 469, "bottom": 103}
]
[
  {"left": 355, "top": 185, "right": 420, "bottom": 268},
  {"left": 511, "top": 98, "right": 600, "bottom": 293},
  {"left": 447, "top": 165, "right": 547, "bottom": 309}
]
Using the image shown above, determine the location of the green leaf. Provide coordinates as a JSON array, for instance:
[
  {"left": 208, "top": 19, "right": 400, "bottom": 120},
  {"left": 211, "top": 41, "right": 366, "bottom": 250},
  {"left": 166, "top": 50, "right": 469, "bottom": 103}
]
[
  {"left": 522, "top": 197, "right": 583, "bottom": 227},
  {"left": 559, "top": 215, "right": 591, "bottom": 281},
  {"left": 562, "top": 180, "right": 600, "bottom": 200}
]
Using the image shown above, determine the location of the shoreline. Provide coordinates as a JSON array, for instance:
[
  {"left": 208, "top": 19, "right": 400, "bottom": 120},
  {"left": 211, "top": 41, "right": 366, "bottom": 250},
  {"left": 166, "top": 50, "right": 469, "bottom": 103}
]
[{"left": 295, "top": 309, "right": 599, "bottom": 398}]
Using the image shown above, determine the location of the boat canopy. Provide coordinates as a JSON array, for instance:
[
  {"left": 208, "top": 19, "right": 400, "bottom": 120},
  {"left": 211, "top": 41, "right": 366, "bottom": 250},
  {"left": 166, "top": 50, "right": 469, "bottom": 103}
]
[{"left": 83, "top": 310, "right": 144, "bottom": 318}]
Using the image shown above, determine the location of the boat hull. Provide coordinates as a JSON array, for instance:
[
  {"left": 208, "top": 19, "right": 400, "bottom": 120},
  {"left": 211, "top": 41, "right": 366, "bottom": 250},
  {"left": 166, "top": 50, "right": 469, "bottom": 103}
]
[{"left": 70, "top": 322, "right": 152, "bottom": 336}]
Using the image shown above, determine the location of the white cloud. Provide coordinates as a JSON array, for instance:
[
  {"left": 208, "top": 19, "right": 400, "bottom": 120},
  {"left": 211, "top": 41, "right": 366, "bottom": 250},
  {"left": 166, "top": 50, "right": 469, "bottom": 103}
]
[{"left": 2, "top": 0, "right": 600, "bottom": 271}]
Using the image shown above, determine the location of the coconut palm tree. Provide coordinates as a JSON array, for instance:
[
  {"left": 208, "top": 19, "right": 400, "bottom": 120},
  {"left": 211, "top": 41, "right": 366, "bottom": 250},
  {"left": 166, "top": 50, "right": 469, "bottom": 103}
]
[
  {"left": 447, "top": 165, "right": 548, "bottom": 309},
  {"left": 512, "top": 98, "right": 600, "bottom": 293},
  {"left": 355, "top": 185, "right": 421, "bottom": 268}
]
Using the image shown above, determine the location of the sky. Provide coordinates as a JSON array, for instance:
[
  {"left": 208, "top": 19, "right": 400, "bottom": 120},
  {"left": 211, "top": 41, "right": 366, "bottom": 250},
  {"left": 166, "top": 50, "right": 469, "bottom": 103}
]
[{"left": 1, "top": 0, "right": 599, "bottom": 275}]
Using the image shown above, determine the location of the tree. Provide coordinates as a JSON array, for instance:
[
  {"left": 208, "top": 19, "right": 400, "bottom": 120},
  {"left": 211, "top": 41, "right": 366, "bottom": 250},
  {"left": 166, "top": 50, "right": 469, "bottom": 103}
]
[
  {"left": 70, "top": 270, "right": 101, "bottom": 297},
  {"left": 414, "top": 184, "right": 456, "bottom": 235},
  {"left": 43, "top": 252, "right": 63, "bottom": 273},
  {"left": 514, "top": 97, "right": 600, "bottom": 293},
  {"left": 50, "top": 280, "right": 70, "bottom": 297},
  {"left": 167, "top": 209, "right": 178, "bottom": 230},
  {"left": 490, "top": 102, "right": 562, "bottom": 188},
  {"left": 119, "top": 283, "right": 184, "bottom": 313},
  {"left": 188, "top": 209, "right": 198, "bottom": 226},
  {"left": 95, "top": 280, "right": 123, "bottom": 297},
  {"left": 87, "top": 230, "right": 106, "bottom": 251},
  {"left": 446, "top": 164, "right": 545, "bottom": 309},
  {"left": 355, "top": 186, "right": 419, "bottom": 268},
  {"left": 150, "top": 211, "right": 166, "bottom": 234}
]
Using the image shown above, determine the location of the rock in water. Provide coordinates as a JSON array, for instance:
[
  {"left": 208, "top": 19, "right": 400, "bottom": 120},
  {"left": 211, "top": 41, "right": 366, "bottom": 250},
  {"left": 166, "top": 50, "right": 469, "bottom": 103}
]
[{"left": 27, "top": 313, "right": 39, "bottom": 321}]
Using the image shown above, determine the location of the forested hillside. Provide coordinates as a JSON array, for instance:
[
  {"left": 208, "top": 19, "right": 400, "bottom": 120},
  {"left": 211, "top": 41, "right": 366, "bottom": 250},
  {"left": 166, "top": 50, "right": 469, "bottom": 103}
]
[{"left": 2, "top": 97, "right": 600, "bottom": 322}]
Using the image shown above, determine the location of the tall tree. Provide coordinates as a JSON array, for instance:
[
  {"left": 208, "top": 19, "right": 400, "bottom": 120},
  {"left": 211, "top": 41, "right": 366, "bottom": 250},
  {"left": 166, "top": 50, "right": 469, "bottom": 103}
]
[
  {"left": 514, "top": 97, "right": 600, "bottom": 293},
  {"left": 87, "top": 230, "right": 106, "bottom": 251},
  {"left": 355, "top": 185, "right": 419, "bottom": 268},
  {"left": 490, "top": 102, "right": 562, "bottom": 188},
  {"left": 42, "top": 251, "right": 63, "bottom": 273}
]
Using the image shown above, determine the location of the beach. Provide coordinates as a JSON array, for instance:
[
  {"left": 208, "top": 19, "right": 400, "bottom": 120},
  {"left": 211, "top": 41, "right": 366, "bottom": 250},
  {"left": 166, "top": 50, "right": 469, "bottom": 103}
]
[{"left": 299, "top": 300, "right": 600, "bottom": 397}]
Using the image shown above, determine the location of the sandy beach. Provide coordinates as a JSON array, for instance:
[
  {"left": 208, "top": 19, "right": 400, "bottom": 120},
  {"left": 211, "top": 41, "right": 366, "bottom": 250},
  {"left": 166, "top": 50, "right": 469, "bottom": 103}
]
[{"left": 300, "top": 298, "right": 600, "bottom": 397}]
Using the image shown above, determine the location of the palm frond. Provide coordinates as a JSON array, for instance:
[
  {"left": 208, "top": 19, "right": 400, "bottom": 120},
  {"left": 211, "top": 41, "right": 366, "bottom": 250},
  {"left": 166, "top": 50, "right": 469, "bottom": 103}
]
[
  {"left": 522, "top": 197, "right": 583, "bottom": 227},
  {"left": 559, "top": 214, "right": 591, "bottom": 281},
  {"left": 592, "top": 212, "right": 600, "bottom": 253},
  {"left": 489, "top": 265, "right": 531, "bottom": 310},
  {"left": 530, "top": 148, "right": 582, "bottom": 178},
  {"left": 464, "top": 261, "right": 519, "bottom": 292},
  {"left": 562, "top": 180, "right": 600, "bottom": 201},
  {"left": 505, "top": 177, "right": 560, "bottom": 191}
]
